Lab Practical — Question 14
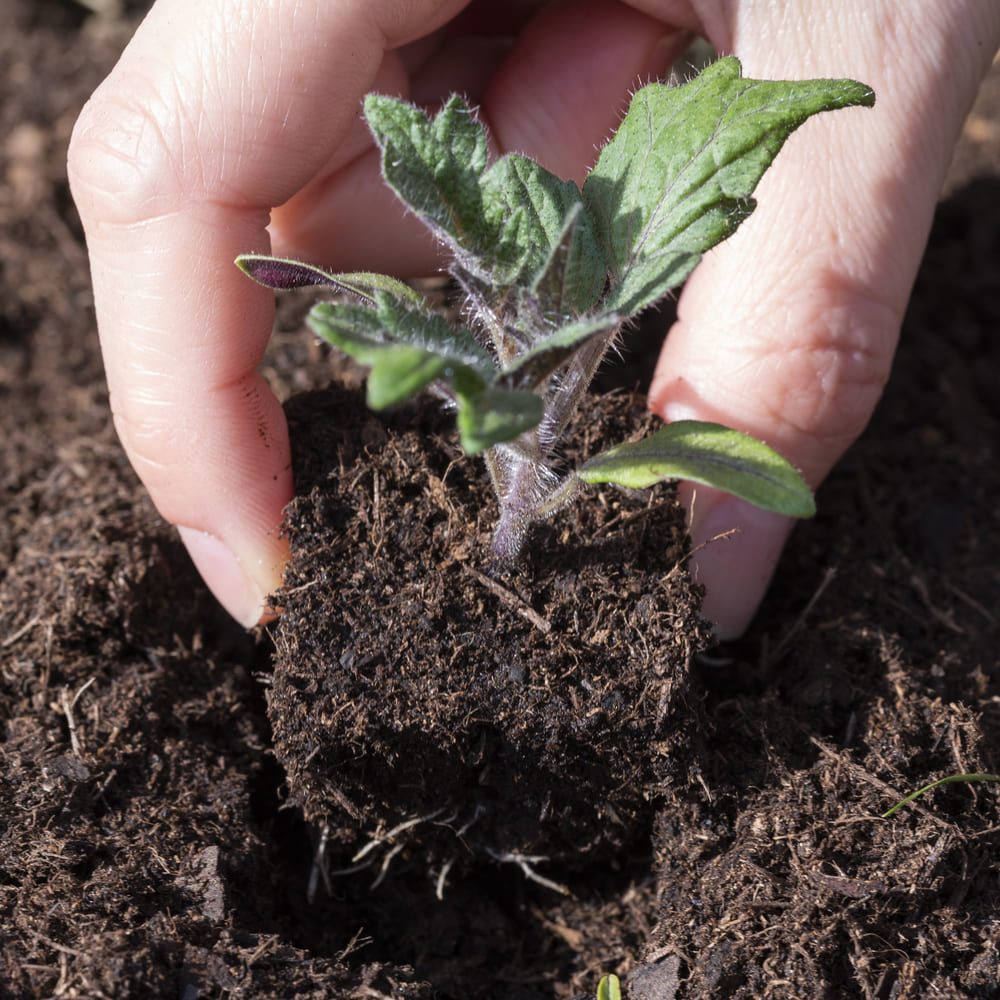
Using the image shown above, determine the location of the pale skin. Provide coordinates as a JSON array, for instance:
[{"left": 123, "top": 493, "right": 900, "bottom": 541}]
[{"left": 69, "top": 0, "right": 1000, "bottom": 636}]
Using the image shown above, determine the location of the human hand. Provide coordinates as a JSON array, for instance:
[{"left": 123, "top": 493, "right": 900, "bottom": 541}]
[
  {"left": 640, "top": 1, "right": 999, "bottom": 637},
  {"left": 68, "top": 0, "right": 999, "bottom": 635},
  {"left": 67, "top": 0, "right": 685, "bottom": 626}
]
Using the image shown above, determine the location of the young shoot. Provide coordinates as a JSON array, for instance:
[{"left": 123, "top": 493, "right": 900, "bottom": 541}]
[
  {"left": 239, "top": 58, "right": 874, "bottom": 565},
  {"left": 881, "top": 772, "right": 1000, "bottom": 818},
  {"left": 597, "top": 974, "right": 622, "bottom": 1000}
]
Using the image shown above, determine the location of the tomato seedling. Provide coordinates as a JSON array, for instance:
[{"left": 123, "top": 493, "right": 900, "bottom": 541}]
[{"left": 240, "top": 58, "right": 873, "bottom": 563}]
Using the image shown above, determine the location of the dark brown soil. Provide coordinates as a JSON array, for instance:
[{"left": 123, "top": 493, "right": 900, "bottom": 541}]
[
  {"left": 271, "top": 386, "right": 707, "bottom": 873},
  {"left": 3, "top": 2, "right": 1000, "bottom": 997}
]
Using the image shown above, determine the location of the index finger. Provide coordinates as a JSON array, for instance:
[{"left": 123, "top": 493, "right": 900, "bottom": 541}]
[{"left": 68, "top": 0, "right": 469, "bottom": 625}]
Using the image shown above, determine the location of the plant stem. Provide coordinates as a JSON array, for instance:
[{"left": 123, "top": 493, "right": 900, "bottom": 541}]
[
  {"left": 490, "top": 443, "right": 559, "bottom": 565},
  {"left": 537, "top": 325, "right": 620, "bottom": 456},
  {"left": 487, "top": 324, "right": 617, "bottom": 563}
]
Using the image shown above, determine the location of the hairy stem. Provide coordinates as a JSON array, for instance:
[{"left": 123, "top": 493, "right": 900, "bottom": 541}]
[
  {"left": 486, "top": 324, "right": 618, "bottom": 562},
  {"left": 490, "top": 451, "right": 555, "bottom": 565},
  {"left": 537, "top": 325, "right": 620, "bottom": 456}
]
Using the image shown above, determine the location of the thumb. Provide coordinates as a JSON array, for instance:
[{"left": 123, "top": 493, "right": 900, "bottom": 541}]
[{"left": 649, "top": 7, "right": 998, "bottom": 638}]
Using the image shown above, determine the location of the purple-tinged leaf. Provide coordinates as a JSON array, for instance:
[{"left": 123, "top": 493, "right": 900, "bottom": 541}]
[
  {"left": 236, "top": 254, "right": 346, "bottom": 292},
  {"left": 236, "top": 254, "right": 432, "bottom": 311}
]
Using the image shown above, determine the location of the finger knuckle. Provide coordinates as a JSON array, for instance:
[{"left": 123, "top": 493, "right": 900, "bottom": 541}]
[
  {"left": 68, "top": 77, "right": 185, "bottom": 227},
  {"left": 768, "top": 294, "right": 899, "bottom": 449}
]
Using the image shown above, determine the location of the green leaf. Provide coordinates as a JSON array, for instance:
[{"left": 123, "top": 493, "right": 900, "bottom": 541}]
[
  {"left": 597, "top": 975, "right": 622, "bottom": 1000},
  {"left": 364, "top": 93, "right": 491, "bottom": 254},
  {"left": 365, "top": 345, "right": 457, "bottom": 409},
  {"left": 319, "top": 271, "right": 431, "bottom": 311},
  {"left": 527, "top": 202, "right": 608, "bottom": 319},
  {"left": 369, "top": 293, "right": 495, "bottom": 374},
  {"left": 500, "top": 311, "right": 620, "bottom": 389},
  {"left": 481, "top": 155, "right": 606, "bottom": 310},
  {"left": 307, "top": 293, "right": 543, "bottom": 450},
  {"left": 881, "top": 773, "right": 1000, "bottom": 819},
  {"left": 308, "top": 303, "right": 451, "bottom": 408},
  {"left": 235, "top": 254, "right": 428, "bottom": 310},
  {"left": 578, "top": 420, "right": 816, "bottom": 518},
  {"left": 364, "top": 96, "right": 608, "bottom": 317},
  {"left": 583, "top": 57, "right": 875, "bottom": 318},
  {"left": 309, "top": 293, "right": 493, "bottom": 375},
  {"left": 308, "top": 298, "right": 492, "bottom": 409},
  {"left": 455, "top": 384, "right": 544, "bottom": 454}
]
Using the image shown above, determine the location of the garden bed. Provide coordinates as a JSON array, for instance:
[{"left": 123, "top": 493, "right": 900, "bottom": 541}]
[{"left": 2, "top": 3, "right": 999, "bottom": 996}]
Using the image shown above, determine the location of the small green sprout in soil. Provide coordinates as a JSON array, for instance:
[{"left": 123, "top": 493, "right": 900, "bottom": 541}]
[
  {"left": 597, "top": 973, "right": 622, "bottom": 1000},
  {"left": 881, "top": 772, "right": 1000, "bottom": 818},
  {"left": 239, "top": 57, "right": 873, "bottom": 565}
]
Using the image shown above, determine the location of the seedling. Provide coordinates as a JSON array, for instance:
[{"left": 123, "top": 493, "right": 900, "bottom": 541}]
[
  {"left": 239, "top": 58, "right": 874, "bottom": 565},
  {"left": 597, "top": 973, "right": 622, "bottom": 1000},
  {"left": 881, "top": 772, "right": 1000, "bottom": 818}
]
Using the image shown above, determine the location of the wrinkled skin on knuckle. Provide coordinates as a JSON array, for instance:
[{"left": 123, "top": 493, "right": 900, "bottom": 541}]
[
  {"left": 69, "top": 69, "right": 190, "bottom": 229},
  {"left": 764, "top": 302, "right": 896, "bottom": 460},
  {"left": 653, "top": 274, "right": 901, "bottom": 489},
  {"left": 69, "top": 4, "right": 263, "bottom": 225},
  {"left": 723, "top": 288, "right": 899, "bottom": 485}
]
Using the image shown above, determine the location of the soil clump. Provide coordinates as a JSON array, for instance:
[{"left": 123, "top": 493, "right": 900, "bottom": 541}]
[{"left": 270, "top": 386, "right": 709, "bottom": 877}]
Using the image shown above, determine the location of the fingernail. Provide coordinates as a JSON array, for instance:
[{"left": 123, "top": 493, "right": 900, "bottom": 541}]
[
  {"left": 686, "top": 492, "right": 792, "bottom": 641},
  {"left": 177, "top": 525, "right": 268, "bottom": 628}
]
